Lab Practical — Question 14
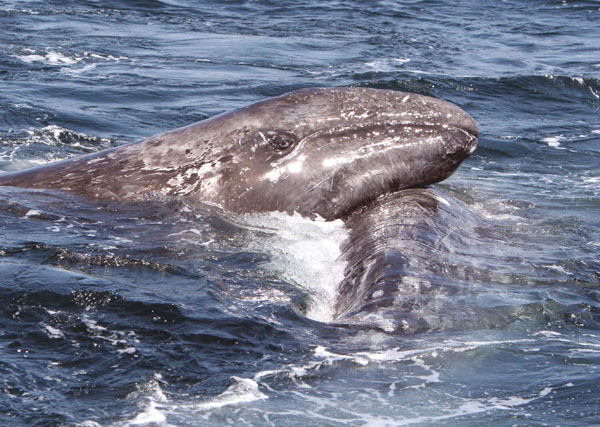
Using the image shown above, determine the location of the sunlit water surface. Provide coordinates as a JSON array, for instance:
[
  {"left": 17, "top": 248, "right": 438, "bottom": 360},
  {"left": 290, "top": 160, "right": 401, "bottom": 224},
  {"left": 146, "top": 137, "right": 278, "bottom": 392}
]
[{"left": 0, "top": 1, "right": 599, "bottom": 425}]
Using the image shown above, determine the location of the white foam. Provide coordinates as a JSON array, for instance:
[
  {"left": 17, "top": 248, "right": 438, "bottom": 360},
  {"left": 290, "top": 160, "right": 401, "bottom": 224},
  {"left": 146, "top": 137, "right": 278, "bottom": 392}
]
[
  {"left": 113, "top": 334, "right": 560, "bottom": 424},
  {"left": 10, "top": 124, "right": 110, "bottom": 151},
  {"left": 16, "top": 51, "right": 82, "bottom": 65},
  {"left": 44, "top": 324, "right": 64, "bottom": 339},
  {"left": 128, "top": 400, "right": 166, "bottom": 425},
  {"left": 546, "top": 264, "right": 571, "bottom": 274},
  {"left": 251, "top": 345, "right": 370, "bottom": 389},
  {"left": 471, "top": 202, "right": 522, "bottom": 222},
  {"left": 14, "top": 50, "right": 128, "bottom": 68},
  {"left": 355, "top": 337, "right": 537, "bottom": 365},
  {"left": 124, "top": 374, "right": 169, "bottom": 426},
  {"left": 82, "top": 315, "right": 139, "bottom": 354},
  {"left": 314, "top": 345, "right": 369, "bottom": 366},
  {"left": 228, "top": 339, "right": 553, "bottom": 425},
  {"left": 241, "top": 212, "right": 349, "bottom": 322},
  {"left": 364, "top": 57, "right": 411, "bottom": 72},
  {"left": 193, "top": 377, "right": 267, "bottom": 411},
  {"left": 391, "top": 386, "right": 553, "bottom": 425},
  {"left": 542, "top": 135, "right": 566, "bottom": 149},
  {"left": 62, "top": 63, "right": 97, "bottom": 74}
]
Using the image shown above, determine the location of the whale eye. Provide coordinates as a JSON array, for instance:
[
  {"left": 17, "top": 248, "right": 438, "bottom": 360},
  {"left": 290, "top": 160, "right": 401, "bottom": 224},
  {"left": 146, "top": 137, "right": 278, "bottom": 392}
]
[{"left": 264, "top": 131, "right": 297, "bottom": 150}]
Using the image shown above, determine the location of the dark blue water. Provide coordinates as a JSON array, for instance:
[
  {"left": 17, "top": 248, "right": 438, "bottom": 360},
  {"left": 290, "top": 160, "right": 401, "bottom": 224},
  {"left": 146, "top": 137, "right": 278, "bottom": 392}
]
[{"left": 1, "top": 1, "right": 599, "bottom": 425}]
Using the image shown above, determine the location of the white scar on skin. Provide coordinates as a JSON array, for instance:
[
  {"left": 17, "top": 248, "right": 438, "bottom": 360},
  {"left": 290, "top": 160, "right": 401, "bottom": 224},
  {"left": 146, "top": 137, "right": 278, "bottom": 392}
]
[
  {"left": 321, "top": 136, "right": 413, "bottom": 169},
  {"left": 166, "top": 162, "right": 219, "bottom": 195},
  {"left": 263, "top": 154, "right": 307, "bottom": 182},
  {"left": 340, "top": 110, "right": 371, "bottom": 120}
]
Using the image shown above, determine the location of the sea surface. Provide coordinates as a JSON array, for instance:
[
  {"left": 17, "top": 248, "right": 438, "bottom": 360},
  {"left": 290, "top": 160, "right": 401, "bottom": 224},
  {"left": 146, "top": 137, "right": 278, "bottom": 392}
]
[{"left": 1, "top": 1, "right": 599, "bottom": 425}]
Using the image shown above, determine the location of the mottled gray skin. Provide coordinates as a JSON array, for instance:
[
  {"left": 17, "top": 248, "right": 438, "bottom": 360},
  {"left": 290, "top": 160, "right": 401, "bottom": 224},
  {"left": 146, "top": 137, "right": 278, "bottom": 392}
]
[
  {"left": 335, "top": 188, "right": 488, "bottom": 332},
  {"left": 0, "top": 87, "right": 478, "bottom": 220}
]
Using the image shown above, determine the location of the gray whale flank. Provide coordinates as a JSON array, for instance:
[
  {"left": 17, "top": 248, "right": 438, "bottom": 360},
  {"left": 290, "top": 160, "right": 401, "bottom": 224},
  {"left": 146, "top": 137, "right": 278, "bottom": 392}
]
[{"left": 0, "top": 87, "right": 478, "bottom": 220}]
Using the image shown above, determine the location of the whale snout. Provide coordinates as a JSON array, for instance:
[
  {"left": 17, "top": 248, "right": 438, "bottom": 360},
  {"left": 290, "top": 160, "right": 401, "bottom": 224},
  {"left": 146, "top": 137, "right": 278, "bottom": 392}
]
[
  {"left": 311, "top": 90, "right": 481, "bottom": 219},
  {"left": 455, "top": 108, "right": 479, "bottom": 138},
  {"left": 457, "top": 111, "right": 479, "bottom": 151},
  {"left": 456, "top": 115, "right": 479, "bottom": 155},
  {"left": 424, "top": 96, "right": 479, "bottom": 157}
]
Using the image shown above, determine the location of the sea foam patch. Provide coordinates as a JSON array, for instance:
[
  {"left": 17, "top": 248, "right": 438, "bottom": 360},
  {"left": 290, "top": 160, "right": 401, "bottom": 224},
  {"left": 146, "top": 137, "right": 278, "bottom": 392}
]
[
  {"left": 240, "top": 211, "right": 349, "bottom": 322},
  {"left": 14, "top": 49, "right": 128, "bottom": 67}
]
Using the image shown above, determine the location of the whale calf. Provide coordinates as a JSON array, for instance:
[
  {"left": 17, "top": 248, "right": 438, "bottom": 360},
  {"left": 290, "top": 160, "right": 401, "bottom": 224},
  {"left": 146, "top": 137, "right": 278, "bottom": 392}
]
[{"left": 0, "top": 87, "right": 477, "bottom": 220}]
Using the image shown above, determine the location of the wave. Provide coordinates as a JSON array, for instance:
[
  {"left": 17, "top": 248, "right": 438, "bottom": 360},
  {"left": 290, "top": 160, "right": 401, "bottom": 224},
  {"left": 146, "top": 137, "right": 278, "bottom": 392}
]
[
  {"left": 0, "top": 125, "right": 116, "bottom": 172},
  {"left": 359, "top": 74, "right": 600, "bottom": 106}
]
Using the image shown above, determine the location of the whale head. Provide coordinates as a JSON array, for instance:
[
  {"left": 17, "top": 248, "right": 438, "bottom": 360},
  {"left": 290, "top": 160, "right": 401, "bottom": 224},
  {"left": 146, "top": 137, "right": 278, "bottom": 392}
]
[
  {"left": 0, "top": 87, "right": 478, "bottom": 220},
  {"left": 196, "top": 87, "right": 478, "bottom": 220}
]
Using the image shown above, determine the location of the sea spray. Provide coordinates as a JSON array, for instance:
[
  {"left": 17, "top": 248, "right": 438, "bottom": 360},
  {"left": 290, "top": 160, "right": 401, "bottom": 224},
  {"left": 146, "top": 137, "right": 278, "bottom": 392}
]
[{"left": 240, "top": 212, "right": 348, "bottom": 322}]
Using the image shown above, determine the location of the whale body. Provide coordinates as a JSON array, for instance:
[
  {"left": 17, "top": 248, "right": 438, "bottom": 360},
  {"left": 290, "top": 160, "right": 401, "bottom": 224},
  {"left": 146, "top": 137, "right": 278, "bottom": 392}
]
[{"left": 0, "top": 87, "right": 478, "bottom": 220}]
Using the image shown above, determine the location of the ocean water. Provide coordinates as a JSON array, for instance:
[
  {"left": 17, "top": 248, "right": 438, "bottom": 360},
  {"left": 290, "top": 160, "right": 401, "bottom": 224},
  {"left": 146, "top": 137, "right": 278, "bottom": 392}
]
[{"left": 1, "top": 0, "right": 599, "bottom": 425}]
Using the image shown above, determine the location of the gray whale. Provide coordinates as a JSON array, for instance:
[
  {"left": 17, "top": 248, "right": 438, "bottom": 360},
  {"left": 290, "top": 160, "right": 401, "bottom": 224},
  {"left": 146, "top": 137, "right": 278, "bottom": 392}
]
[{"left": 0, "top": 87, "right": 478, "bottom": 220}]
